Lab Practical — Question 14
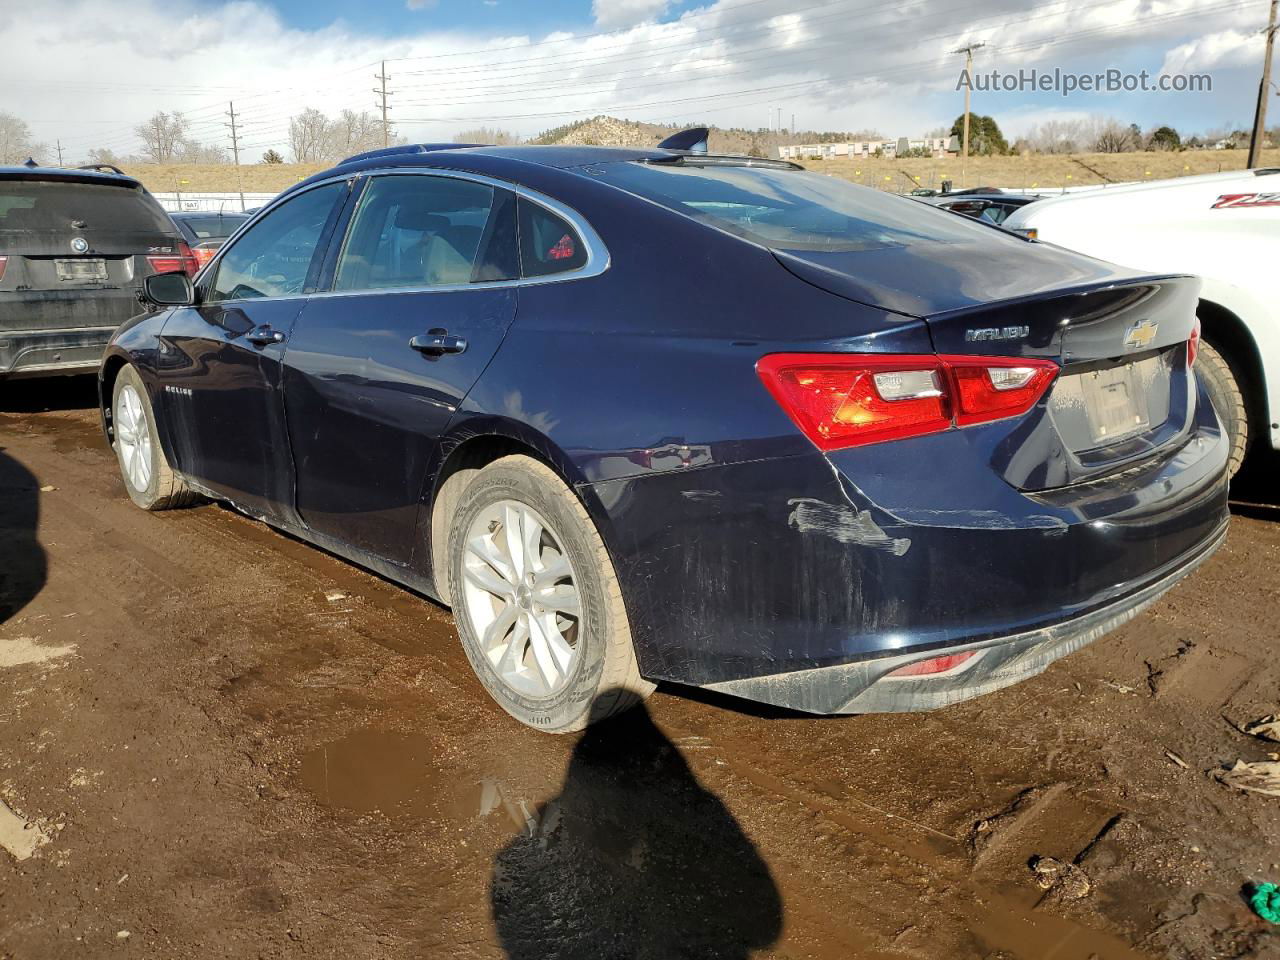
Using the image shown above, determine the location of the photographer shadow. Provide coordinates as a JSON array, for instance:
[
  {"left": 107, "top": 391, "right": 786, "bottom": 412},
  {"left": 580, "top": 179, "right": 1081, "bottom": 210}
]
[
  {"left": 491, "top": 694, "right": 783, "bottom": 960},
  {"left": 0, "top": 446, "right": 46, "bottom": 625}
]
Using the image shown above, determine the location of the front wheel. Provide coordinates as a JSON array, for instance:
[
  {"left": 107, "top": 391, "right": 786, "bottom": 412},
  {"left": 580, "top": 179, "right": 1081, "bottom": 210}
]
[
  {"left": 111, "top": 365, "right": 200, "bottom": 511},
  {"left": 1195, "top": 339, "right": 1250, "bottom": 478},
  {"left": 448, "top": 455, "right": 654, "bottom": 733}
]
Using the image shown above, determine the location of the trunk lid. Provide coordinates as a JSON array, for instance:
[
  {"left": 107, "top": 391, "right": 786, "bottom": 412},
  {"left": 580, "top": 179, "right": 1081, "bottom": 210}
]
[
  {"left": 1, "top": 176, "right": 181, "bottom": 332},
  {"left": 773, "top": 241, "right": 1201, "bottom": 490}
]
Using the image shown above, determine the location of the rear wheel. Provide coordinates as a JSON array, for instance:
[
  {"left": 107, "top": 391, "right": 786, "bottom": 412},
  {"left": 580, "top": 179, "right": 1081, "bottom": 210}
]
[
  {"left": 1196, "top": 339, "right": 1250, "bottom": 477},
  {"left": 112, "top": 365, "right": 199, "bottom": 511},
  {"left": 448, "top": 455, "right": 653, "bottom": 733}
]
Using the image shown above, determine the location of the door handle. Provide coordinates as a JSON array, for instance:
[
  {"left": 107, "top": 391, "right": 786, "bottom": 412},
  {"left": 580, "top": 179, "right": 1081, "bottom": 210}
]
[
  {"left": 410, "top": 331, "right": 468, "bottom": 356},
  {"left": 245, "top": 325, "right": 285, "bottom": 346}
]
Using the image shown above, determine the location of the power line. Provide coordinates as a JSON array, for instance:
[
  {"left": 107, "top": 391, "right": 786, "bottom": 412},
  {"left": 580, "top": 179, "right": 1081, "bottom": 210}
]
[{"left": 225, "top": 102, "right": 246, "bottom": 212}]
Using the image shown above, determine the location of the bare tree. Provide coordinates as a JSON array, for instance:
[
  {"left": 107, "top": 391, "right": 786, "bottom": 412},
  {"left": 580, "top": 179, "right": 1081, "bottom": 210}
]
[
  {"left": 87, "top": 147, "right": 121, "bottom": 166},
  {"left": 453, "top": 126, "right": 522, "bottom": 146},
  {"left": 174, "top": 140, "right": 226, "bottom": 164},
  {"left": 1023, "top": 119, "right": 1088, "bottom": 155},
  {"left": 289, "top": 108, "right": 331, "bottom": 163},
  {"left": 328, "top": 109, "right": 386, "bottom": 159},
  {"left": 0, "top": 112, "right": 47, "bottom": 164},
  {"left": 134, "top": 111, "right": 188, "bottom": 163},
  {"left": 1091, "top": 118, "right": 1137, "bottom": 154}
]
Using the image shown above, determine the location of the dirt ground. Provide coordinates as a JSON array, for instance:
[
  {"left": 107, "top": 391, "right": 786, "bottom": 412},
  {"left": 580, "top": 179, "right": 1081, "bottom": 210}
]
[{"left": 1, "top": 377, "right": 1278, "bottom": 960}]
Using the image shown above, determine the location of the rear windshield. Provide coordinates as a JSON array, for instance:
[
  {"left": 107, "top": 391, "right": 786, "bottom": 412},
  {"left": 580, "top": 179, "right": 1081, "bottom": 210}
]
[
  {"left": 595, "top": 161, "right": 995, "bottom": 253},
  {"left": 0, "top": 180, "right": 173, "bottom": 234},
  {"left": 177, "top": 215, "right": 249, "bottom": 240}
]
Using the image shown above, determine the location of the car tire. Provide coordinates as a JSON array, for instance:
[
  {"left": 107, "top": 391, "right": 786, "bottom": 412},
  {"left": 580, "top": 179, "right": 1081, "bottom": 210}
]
[
  {"left": 111, "top": 365, "right": 200, "bottom": 511},
  {"left": 1195, "top": 339, "right": 1250, "bottom": 477},
  {"left": 448, "top": 454, "right": 654, "bottom": 733}
]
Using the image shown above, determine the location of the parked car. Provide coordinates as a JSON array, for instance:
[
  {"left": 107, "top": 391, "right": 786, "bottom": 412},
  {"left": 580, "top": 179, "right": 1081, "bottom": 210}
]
[
  {"left": 0, "top": 164, "right": 196, "bottom": 379},
  {"left": 168, "top": 211, "right": 251, "bottom": 271},
  {"left": 1004, "top": 167, "right": 1280, "bottom": 475},
  {"left": 98, "top": 132, "right": 1228, "bottom": 732},
  {"left": 921, "top": 192, "right": 1043, "bottom": 225}
]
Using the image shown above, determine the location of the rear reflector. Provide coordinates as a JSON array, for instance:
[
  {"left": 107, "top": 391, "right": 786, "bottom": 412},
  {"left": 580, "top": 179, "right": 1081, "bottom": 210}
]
[
  {"left": 757, "top": 353, "right": 1059, "bottom": 450},
  {"left": 0, "top": 256, "right": 6, "bottom": 282},
  {"left": 1187, "top": 318, "right": 1201, "bottom": 368},
  {"left": 886, "top": 650, "right": 979, "bottom": 678}
]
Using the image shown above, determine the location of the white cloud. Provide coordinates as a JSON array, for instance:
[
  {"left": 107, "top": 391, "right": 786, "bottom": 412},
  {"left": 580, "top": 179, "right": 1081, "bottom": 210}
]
[
  {"left": 406, "top": 0, "right": 438, "bottom": 9},
  {"left": 592, "top": 0, "right": 671, "bottom": 29},
  {"left": 0, "top": 0, "right": 1266, "bottom": 165},
  {"left": 1160, "top": 29, "right": 1262, "bottom": 73}
]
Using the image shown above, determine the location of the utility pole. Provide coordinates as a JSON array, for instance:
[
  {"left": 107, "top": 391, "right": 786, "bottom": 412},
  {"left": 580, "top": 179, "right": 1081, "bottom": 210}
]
[
  {"left": 953, "top": 42, "right": 986, "bottom": 160},
  {"left": 225, "top": 101, "right": 246, "bottom": 213},
  {"left": 1247, "top": 0, "right": 1278, "bottom": 168},
  {"left": 374, "top": 61, "right": 393, "bottom": 148},
  {"left": 56, "top": 140, "right": 63, "bottom": 166}
]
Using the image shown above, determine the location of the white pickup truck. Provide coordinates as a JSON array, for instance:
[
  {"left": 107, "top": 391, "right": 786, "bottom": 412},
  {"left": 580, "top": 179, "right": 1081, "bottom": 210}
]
[{"left": 1003, "top": 168, "right": 1280, "bottom": 474}]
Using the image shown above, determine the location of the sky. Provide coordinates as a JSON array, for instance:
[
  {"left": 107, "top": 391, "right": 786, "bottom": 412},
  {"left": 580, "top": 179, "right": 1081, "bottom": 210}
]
[{"left": 0, "top": 0, "right": 1274, "bottom": 163}]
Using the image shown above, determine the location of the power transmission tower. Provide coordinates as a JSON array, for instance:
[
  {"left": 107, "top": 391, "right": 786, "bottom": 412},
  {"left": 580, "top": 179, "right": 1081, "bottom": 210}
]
[
  {"left": 56, "top": 140, "right": 63, "bottom": 166},
  {"left": 952, "top": 42, "right": 986, "bottom": 160},
  {"left": 1247, "top": 0, "right": 1278, "bottom": 167},
  {"left": 374, "top": 61, "right": 394, "bottom": 148},
  {"left": 225, "top": 101, "right": 246, "bottom": 213}
]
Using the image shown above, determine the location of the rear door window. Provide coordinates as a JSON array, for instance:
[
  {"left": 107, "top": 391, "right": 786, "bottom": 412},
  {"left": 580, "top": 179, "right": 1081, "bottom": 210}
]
[
  {"left": 518, "top": 197, "right": 587, "bottom": 277},
  {"left": 207, "top": 182, "right": 346, "bottom": 302},
  {"left": 334, "top": 175, "right": 514, "bottom": 290},
  {"left": 0, "top": 180, "right": 173, "bottom": 235}
]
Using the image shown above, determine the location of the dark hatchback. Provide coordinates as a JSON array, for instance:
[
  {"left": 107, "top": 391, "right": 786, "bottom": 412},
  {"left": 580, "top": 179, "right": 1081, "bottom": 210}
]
[
  {"left": 0, "top": 165, "right": 195, "bottom": 378},
  {"left": 169, "top": 211, "right": 250, "bottom": 272},
  {"left": 97, "top": 137, "right": 1229, "bottom": 731}
]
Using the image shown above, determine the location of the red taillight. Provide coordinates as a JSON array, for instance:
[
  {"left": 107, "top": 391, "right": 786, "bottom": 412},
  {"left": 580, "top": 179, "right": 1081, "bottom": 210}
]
[
  {"left": 192, "top": 246, "right": 217, "bottom": 269},
  {"left": 147, "top": 240, "right": 199, "bottom": 277},
  {"left": 1187, "top": 318, "right": 1201, "bottom": 368},
  {"left": 887, "top": 650, "right": 979, "bottom": 678},
  {"left": 0, "top": 256, "right": 7, "bottom": 282},
  {"left": 757, "top": 353, "right": 1059, "bottom": 451},
  {"left": 942, "top": 356, "right": 1061, "bottom": 428}
]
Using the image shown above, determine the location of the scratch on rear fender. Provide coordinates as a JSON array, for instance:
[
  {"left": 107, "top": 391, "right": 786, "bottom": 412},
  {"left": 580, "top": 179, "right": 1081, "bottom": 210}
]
[
  {"left": 787, "top": 498, "right": 911, "bottom": 556},
  {"left": 886, "top": 507, "right": 1070, "bottom": 534}
]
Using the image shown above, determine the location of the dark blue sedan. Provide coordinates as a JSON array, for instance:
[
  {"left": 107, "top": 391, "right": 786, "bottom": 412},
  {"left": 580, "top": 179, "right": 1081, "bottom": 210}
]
[{"left": 98, "top": 131, "right": 1229, "bottom": 732}]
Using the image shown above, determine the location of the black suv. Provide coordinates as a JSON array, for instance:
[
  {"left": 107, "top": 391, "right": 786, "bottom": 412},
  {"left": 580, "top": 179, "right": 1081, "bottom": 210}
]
[{"left": 0, "top": 164, "right": 194, "bottom": 379}]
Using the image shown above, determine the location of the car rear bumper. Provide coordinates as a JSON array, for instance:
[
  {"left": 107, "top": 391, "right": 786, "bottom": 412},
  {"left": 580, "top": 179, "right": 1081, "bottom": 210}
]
[
  {"left": 0, "top": 326, "right": 116, "bottom": 377},
  {"left": 593, "top": 376, "right": 1230, "bottom": 707},
  {"left": 698, "top": 518, "right": 1226, "bottom": 713}
]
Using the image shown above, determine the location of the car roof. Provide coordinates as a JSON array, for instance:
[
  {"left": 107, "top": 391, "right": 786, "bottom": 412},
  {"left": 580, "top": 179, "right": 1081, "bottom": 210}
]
[
  {"left": 0, "top": 165, "right": 143, "bottom": 189},
  {"left": 286, "top": 141, "right": 800, "bottom": 202},
  {"left": 170, "top": 210, "right": 250, "bottom": 219}
]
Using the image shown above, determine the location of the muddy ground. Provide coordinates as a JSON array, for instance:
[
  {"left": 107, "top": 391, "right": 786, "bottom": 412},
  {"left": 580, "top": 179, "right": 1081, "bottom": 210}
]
[{"left": 1, "top": 377, "right": 1278, "bottom": 960}]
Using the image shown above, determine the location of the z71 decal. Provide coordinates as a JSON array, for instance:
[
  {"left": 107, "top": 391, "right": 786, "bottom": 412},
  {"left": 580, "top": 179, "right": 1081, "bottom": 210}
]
[{"left": 1211, "top": 193, "right": 1280, "bottom": 209}]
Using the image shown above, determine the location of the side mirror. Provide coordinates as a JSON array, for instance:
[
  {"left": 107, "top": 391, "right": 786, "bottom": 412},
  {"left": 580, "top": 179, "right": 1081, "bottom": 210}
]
[{"left": 143, "top": 271, "right": 195, "bottom": 307}]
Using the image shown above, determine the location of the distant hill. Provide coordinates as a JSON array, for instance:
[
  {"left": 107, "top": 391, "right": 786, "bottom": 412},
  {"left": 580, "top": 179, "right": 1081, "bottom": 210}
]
[{"left": 528, "top": 116, "right": 883, "bottom": 158}]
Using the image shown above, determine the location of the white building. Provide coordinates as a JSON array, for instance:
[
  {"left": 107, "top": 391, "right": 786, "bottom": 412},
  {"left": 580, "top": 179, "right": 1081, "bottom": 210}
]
[{"left": 778, "top": 136, "right": 959, "bottom": 161}]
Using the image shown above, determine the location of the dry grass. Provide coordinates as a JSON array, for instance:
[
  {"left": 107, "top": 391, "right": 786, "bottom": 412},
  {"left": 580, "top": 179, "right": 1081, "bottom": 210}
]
[
  {"left": 117, "top": 147, "right": 1280, "bottom": 197},
  {"left": 804, "top": 148, "right": 1280, "bottom": 193},
  {"left": 122, "top": 163, "right": 327, "bottom": 195}
]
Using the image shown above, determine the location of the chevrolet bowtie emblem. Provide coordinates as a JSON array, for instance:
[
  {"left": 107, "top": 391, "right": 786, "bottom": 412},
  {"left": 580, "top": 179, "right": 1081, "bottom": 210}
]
[{"left": 1124, "top": 319, "right": 1158, "bottom": 350}]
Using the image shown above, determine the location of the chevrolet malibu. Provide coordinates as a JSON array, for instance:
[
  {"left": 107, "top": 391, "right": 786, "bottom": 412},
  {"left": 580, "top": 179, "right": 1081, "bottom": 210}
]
[{"left": 98, "top": 131, "right": 1229, "bottom": 732}]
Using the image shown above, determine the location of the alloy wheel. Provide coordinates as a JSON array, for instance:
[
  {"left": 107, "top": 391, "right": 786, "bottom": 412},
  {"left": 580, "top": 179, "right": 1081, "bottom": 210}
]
[
  {"left": 459, "top": 499, "right": 582, "bottom": 698},
  {"left": 115, "top": 383, "right": 153, "bottom": 493}
]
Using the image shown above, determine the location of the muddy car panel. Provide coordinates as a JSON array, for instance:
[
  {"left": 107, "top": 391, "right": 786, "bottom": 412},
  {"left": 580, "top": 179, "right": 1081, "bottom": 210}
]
[
  {"left": 0, "top": 166, "right": 191, "bottom": 378},
  {"left": 99, "top": 143, "right": 1229, "bottom": 715}
]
